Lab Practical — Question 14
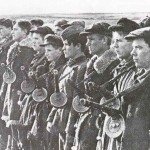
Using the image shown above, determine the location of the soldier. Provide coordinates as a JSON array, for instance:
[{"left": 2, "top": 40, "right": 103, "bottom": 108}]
[
  {"left": 62, "top": 20, "right": 91, "bottom": 59},
  {"left": 81, "top": 22, "right": 114, "bottom": 95},
  {"left": 18, "top": 26, "right": 54, "bottom": 150},
  {"left": 0, "top": 20, "right": 35, "bottom": 150},
  {"left": 39, "top": 34, "right": 66, "bottom": 150},
  {"left": 26, "top": 19, "right": 44, "bottom": 48},
  {"left": 82, "top": 22, "right": 110, "bottom": 56},
  {"left": 27, "top": 26, "right": 54, "bottom": 77},
  {"left": 72, "top": 22, "right": 118, "bottom": 150},
  {"left": 30, "top": 26, "right": 54, "bottom": 52},
  {"left": 50, "top": 25, "right": 87, "bottom": 150},
  {"left": 98, "top": 18, "right": 139, "bottom": 150},
  {"left": 0, "top": 18, "right": 13, "bottom": 150},
  {"left": 54, "top": 19, "right": 68, "bottom": 36},
  {"left": 121, "top": 27, "right": 150, "bottom": 150},
  {"left": 81, "top": 22, "right": 114, "bottom": 86}
]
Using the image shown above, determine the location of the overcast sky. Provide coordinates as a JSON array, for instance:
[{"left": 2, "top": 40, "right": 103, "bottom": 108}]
[{"left": 0, "top": 0, "right": 150, "bottom": 15}]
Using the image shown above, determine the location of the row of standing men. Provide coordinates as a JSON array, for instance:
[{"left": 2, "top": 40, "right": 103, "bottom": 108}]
[{"left": 0, "top": 16, "right": 150, "bottom": 150}]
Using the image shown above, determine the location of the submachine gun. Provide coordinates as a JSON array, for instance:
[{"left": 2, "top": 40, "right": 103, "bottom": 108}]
[
  {"left": 74, "top": 69, "right": 150, "bottom": 138},
  {"left": 70, "top": 64, "right": 136, "bottom": 138}
]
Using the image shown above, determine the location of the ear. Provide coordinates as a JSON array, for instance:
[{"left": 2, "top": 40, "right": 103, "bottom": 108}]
[
  {"left": 102, "top": 36, "right": 107, "bottom": 44},
  {"left": 23, "top": 29, "right": 28, "bottom": 35},
  {"left": 75, "top": 43, "right": 81, "bottom": 49}
]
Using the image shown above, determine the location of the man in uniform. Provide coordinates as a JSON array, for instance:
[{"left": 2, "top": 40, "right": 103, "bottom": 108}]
[
  {"left": 39, "top": 34, "right": 66, "bottom": 150},
  {"left": 121, "top": 26, "right": 150, "bottom": 150},
  {"left": 27, "top": 33, "right": 65, "bottom": 150},
  {"left": 72, "top": 22, "right": 118, "bottom": 150},
  {"left": 18, "top": 26, "right": 54, "bottom": 150},
  {"left": 54, "top": 19, "right": 68, "bottom": 36},
  {"left": 1, "top": 20, "right": 35, "bottom": 150},
  {"left": 98, "top": 18, "right": 139, "bottom": 150},
  {"left": 25, "top": 19, "right": 44, "bottom": 49},
  {"left": 50, "top": 25, "right": 87, "bottom": 150},
  {"left": 0, "top": 18, "right": 13, "bottom": 150}
]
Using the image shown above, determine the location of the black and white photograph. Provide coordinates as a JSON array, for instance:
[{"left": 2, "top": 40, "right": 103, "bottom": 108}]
[{"left": 0, "top": 0, "right": 150, "bottom": 149}]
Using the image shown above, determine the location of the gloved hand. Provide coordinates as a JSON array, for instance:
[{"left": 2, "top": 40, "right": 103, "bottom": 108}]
[{"left": 85, "top": 81, "right": 99, "bottom": 95}]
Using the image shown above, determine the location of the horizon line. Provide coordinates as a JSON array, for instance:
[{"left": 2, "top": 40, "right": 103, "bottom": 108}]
[{"left": 1, "top": 12, "right": 150, "bottom": 17}]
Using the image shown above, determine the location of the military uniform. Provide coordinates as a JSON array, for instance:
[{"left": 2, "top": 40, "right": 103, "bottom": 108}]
[
  {"left": 45, "top": 55, "right": 67, "bottom": 150},
  {"left": 0, "top": 36, "right": 14, "bottom": 88},
  {"left": 1, "top": 40, "right": 35, "bottom": 150},
  {"left": 120, "top": 69, "right": 150, "bottom": 150},
  {"left": 102, "top": 57, "right": 135, "bottom": 150},
  {"left": 18, "top": 51, "right": 47, "bottom": 150},
  {"left": 18, "top": 26, "right": 55, "bottom": 150},
  {"left": 120, "top": 24, "right": 150, "bottom": 150},
  {"left": 64, "top": 56, "right": 87, "bottom": 150},
  {"left": 0, "top": 36, "right": 14, "bottom": 150},
  {"left": 50, "top": 55, "right": 86, "bottom": 150},
  {"left": 73, "top": 54, "right": 119, "bottom": 150},
  {"left": 0, "top": 36, "right": 14, "bottom": 111},
  {"left": 101, "top": 18, "right": 139, "bottom": 150},
  {"left": 29, "top": 54, "right": 66, "bottom": 150},
  {"left": 19, "top": 52, "right": 47, "bottom": 127},
  {"left": 73, "top": 22, "right": 118, "bottom": 150}
]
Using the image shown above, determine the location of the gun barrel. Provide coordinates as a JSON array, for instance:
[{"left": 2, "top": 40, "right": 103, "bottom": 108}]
[{"left": 80, "top": 99, "right": 102, "bottom": 110}]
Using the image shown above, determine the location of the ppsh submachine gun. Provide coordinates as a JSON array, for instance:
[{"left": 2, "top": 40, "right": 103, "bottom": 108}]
[
  {"left": 49, "top": 66, "right": 78, "bottom": 108},
  {"left": 1, "top": 63, "right": 16, "bottom": 84},
  {"left": 50, "top": 69, "right": 68, "bottom": 108},
  {"left": 72, "top": 69, "right": 150, "bottom": 138},
  {"left": 69, "top": 64, "right": 137, "bottom": 138},
  {"left": 1, "top": 44, "right": 24, "bottom": 84}
]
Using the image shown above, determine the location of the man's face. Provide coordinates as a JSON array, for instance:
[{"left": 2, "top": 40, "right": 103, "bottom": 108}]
[
  {"left": 111, "top": 31, "right": 132, "bottom": 60},
  {"left": 32, "top": 33, "right": 43, "bottom": 51},
  {"left": 86, "top": 34, "right": 104, "bottom": 55},
  {"left": 45, "top": 44, "right": 62, "bottom": 61},
  {"left": 0, "top": 25, "right": 11, "bottom": 38},
  {"left": 11, "top": 23, "right": 26, "bottom": 41},
  {"left": 63, "top": 40, "right": 78, "bottom": 59},
  {"left": 54, "top": 26, "right": 63, "bottom": 36},
  {"left": 131, "top": 38, "right": 150, "bottom": 69}
]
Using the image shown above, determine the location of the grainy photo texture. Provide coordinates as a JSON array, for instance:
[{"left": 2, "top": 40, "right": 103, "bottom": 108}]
[{"left": 0, "top": 0, "right": 150, "bottom": 149}]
